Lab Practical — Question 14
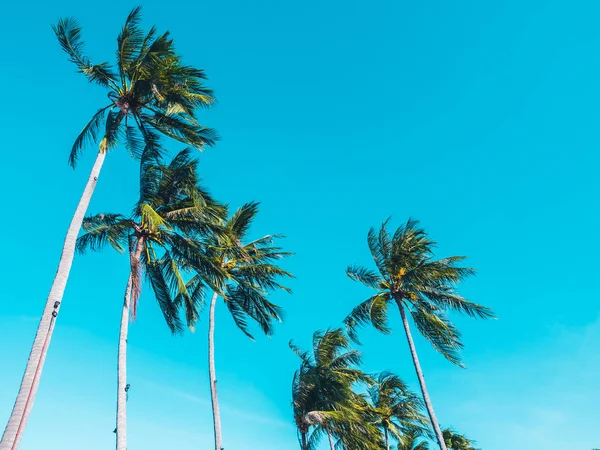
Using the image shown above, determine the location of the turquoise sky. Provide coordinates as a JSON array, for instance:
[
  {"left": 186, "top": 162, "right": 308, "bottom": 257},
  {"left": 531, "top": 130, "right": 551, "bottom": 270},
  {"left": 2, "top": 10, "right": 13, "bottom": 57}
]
[{"left": 1, "top": 1, "right": 599, "bottom": 449}]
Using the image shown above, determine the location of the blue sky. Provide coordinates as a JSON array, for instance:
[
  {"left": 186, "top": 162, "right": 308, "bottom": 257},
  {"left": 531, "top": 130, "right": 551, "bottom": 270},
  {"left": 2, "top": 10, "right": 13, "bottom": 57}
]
[{"left": 1, "top": 0, "right": 599, "bottom": 449}]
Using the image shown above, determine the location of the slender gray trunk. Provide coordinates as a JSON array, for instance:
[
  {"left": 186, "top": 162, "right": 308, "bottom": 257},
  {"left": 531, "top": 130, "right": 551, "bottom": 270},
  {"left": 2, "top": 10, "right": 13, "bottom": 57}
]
[
  {"left": 208, "top": 292, "right": 223, "bottom": 450},
  {"left": 116, "top": 275, "right": 133, "bottom": 450},
  {"left": 397, "top": 300, "right": 448, "bottom": 450},
  {"left": 384, "top": 427, "right": 389, "bottom": 450},
  {"left": 327, "top": 430, "right": 335, "bottom": 450},
  {"left": 0, "top": 151, "right": 106, "bottom": 450},
  {"left": 116, "top": 238, "right": 144, "bottom": 450}
]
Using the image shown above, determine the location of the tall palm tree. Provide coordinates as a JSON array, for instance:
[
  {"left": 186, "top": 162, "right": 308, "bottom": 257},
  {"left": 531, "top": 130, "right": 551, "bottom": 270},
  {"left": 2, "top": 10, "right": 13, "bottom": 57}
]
[
  {"left": 76, "top": 148, "right": 223, "bottom": 450},
  {"left": 1, "top": 8, "right": 216, "bottom": 448},
  {"left": 397, "top": 430, "right": 430, "bottom": 450},
  {"left": 198, "top": 202, "right": 292, "bottom": 450},
  {"left": 442, "top": 429, "right": 477, "bottom": 450},
  {"left": 367, "top": 372, "right": 428, "bottom": 450},
  {"left": 344, "top": 219, "right": 495, "bottom": 450},
  {"left": 290, "top": 329, "right": 382, "bottom": 450}
]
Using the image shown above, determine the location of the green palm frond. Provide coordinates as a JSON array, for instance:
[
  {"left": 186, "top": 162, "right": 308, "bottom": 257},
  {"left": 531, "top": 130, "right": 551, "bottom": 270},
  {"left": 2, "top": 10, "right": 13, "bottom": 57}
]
[
  {"left": 346, "top": 265, "right": 383, "bottom": 289},
  {"left": 116, "top": 6, "right": 144, "bottom": 84},
  {"left": 77, "top": 213, "right": 131, "bottom": 253},
  {"left": 226, "top": 282, "right": 282, "bottom": 337},
  {"left": 124, "top": 124, "right": 144, "bottom": 159},
  {"left": 228, "top": 202, "right": 259, "bottom": 240},
  {"left": 146, "top": 258, "right": 183, "bottom": 333},
  {"left": 69, "top": 106, "right": 111, "bottom": 167},
  {"left": 143, "top": 110, "right": 218, "bottom": 149},
  {"left": 223, "top": 291, "right": 253, "bottom": 339},
  {"left": 177, "top": 274, "right": 206, "bottom": 330},
  {"left": 344, "top": 292, "right": 391, "bottom": 342},
  {"left": 52, "top": 18, "right": 118, "bottom": 88},
  {"left": 140, "top": 202, "right": 169, "bottom": 232},
  {"left": 419, "top": 285, "right": 495, "bottom": 319},
  {"left": 99, "top": 110, "right": 124, "bottom": 152},
  {"left": 289, "top": 340, "right": 311, "bottom": 364},
  {"left": 410, "top": 304, "right": 464, "bottom": 367}
]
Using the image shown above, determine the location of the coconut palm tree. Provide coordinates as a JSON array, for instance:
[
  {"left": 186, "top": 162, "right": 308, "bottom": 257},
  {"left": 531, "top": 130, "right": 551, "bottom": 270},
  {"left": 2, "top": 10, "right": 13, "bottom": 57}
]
[
  {"left": 290, "top": 329, "right": 382, "bottom": 450},
  {"left": 1, "top": 8, "right": 216, "bottom": 448},
  {"left": 397, "top": 430, "right": 430, "bottom": 450},
  {"left": 198, "top": 202, "right": 292, "bottom": 450},
  {"left": 344, "top": 219, "right": 495, "bottom": 450},
  {"left": 442, "top": 429, "right": 477, "bottom": 450},
  {"left": 76, "top": 148, "right": 223, "bottom": 450},
  {"left": 367, "top": 372, "right": 428, "bottom": 450}
]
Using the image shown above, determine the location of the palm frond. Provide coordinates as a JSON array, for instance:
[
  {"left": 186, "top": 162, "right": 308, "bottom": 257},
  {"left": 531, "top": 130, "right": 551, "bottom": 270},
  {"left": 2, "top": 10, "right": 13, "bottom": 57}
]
[
  {"left": 76, "top": 213, "right": 131, "bottom": 253},
  {"left": 99, "top": 110, "right": 124, "bottom": 152},
  {"left": 117, "top": 6, "right": 144, "bottom": 83},
  {"left": 410, "top": 304, "right": 464, "bottom": 367},
  {"left": 419, "top": 286, "right": 495, "bottom": 319},
  {"left": 343, "top": 292, "right": 391, "bottom": 342},
  {"left": 124, "top": 124, "right": 144, "bottom": 159},
  {"left": 69, "top": 106, "right": 111, "bottom": 167},
  {"left": 346, "top": 265, "right": 383, "bottom": 289},
  {"left": 52, "top": 18, "right": 118, "bottom": 87},
  {"left": 177, "top": 274, "right": 206, "bottom": 330},
  {"left": 146, "top": 258, "right": 183, "bottom": 333}
]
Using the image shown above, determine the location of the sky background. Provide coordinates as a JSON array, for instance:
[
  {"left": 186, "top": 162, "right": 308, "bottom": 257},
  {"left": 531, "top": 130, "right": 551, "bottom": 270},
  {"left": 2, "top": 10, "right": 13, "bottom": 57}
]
[{"left": 1, "top": 0, "right": 600, "bottom": 449}]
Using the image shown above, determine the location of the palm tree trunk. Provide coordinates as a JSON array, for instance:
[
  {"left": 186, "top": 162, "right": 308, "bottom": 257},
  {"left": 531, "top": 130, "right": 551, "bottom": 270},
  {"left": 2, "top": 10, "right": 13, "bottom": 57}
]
[
  {"left": 327, "top": 430, "right": 335, "bottom": 450},
  {"left": 384, "top": 427, "right": 389, "bottom": 450},
  {"left": 0, "top": 150, "right": 106, "bottom": 450},
  {"left": 116, "top": 238, "right": 144, "bottom": 450},
  {"left": 397, "top": 300, "right": 448, "bottom": 450},
  {"left": 208, "top": 292, "right": 223, "bottom": 450},
  {"left": 116, "top": 274, "right": 133, "bottom": 450},
  {"left": 301, "top": 432, "right": 307, "bottom": 450}
]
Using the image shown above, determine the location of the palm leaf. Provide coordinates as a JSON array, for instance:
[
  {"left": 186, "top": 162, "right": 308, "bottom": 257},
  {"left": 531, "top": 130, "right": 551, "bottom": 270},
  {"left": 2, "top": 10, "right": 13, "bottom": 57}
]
[
  {"left": 69, "top": 106, "right": 111, "bottom": 167},
  {"left": 52, "top": 18, "right": 118, "bottom": 88}
]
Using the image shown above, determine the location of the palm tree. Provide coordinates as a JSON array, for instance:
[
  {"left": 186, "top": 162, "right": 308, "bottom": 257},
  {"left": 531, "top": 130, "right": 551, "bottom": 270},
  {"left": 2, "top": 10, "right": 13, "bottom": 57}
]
[
  {"left": 442, "top": 429, "right": 477, "bottom": 450},
  {"left": 367, "top": 372, "right": 428, "bottom": 450},
  {"left": 397, "top": 430, "right": 430, "bottom": 450},
  {"left": 199, "top": 202, "right": 292, "bottom": 450},
  {"left": 76, "top": 148, "right": 223, "bottom": 450},
  {"left": 290, "top": 329, "right": 382, "bottom": 450},
  {"left": 1, "top": 8, "right": 216, "bottom": 448},
  {"left": 344, "top": 219, "right": 495, "bottom": 450}
]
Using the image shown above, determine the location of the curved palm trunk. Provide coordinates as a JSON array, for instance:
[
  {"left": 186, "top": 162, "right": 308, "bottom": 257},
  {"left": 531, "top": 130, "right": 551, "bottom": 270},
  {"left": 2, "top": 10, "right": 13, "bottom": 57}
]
[
  {"left": 116, "top": 238, "right": 144, "bottom": 450},
  {"left": 208, "top": 292, "right": 223, "bottom": 450},
  {"left": 1, "top": 150, "right": 106, "bottom": 450},
  {"left": 116, "top": 275, "right": 133, "bottom": 450},
  {"left": 384, "top": 427, "right": 389, "bottom": 450},
  {"left": 397, "top": 301, "right": 448, "bottom": 450}
]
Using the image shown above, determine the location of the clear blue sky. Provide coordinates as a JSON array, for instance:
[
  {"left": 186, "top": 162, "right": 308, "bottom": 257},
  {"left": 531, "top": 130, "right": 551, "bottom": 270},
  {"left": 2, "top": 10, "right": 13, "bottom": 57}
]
[{"left": 1, "top": 1, "right": 599, "bottom": 449}]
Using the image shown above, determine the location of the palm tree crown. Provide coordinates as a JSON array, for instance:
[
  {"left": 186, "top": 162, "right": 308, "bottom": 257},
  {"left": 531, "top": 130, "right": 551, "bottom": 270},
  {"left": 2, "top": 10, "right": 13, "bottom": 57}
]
[
  {"left": 344, "top": 218, "right": 495, "bottom": 366},
  {"left": 290, "top": 328, "right": 382, "bottom": 450},
  {"left": 77, "top": 147, "right": 223, "bottom": 331},
  {"left": 368, "top": 372, "right": 428, "bottom": 448},
  {"left": 199, "top": 202, "right": 293, "bottom": 337},
  {"left": 53, "top": 6, "right": 217, "bottom": 168},
  {"left": 442, "top": 429, "right": 478, "bottom": 450}
]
